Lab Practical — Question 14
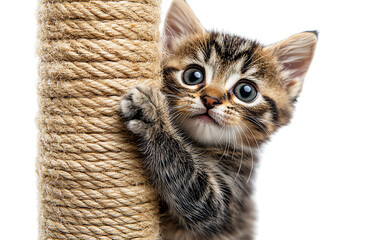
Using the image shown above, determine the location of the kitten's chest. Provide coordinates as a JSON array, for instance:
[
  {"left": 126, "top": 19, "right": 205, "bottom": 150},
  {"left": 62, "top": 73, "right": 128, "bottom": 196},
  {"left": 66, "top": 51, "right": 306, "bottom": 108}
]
[{"left": 196, "top": 146, "right": 258, "bottom": 180}]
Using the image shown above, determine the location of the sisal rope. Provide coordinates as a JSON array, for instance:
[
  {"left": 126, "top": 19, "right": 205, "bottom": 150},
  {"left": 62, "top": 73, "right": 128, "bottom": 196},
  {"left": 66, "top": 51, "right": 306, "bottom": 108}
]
[{"left": 37, "top": 0, "right": 161, "bottom": 239}]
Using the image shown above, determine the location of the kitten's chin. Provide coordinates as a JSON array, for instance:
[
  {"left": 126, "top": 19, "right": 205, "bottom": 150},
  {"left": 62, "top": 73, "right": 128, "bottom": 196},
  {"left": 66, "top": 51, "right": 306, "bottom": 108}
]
[
  {"left": 179, "top": 117, "right": 234, "bottom": 146},
  {"left": 178, "top": 117, "right": 260, "bottom": 153}
]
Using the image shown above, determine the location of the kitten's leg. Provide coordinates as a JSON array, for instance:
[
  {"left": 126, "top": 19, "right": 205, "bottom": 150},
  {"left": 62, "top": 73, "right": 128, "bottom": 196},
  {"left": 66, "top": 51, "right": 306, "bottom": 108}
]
[{"left": 120, "top": 86, "right": 233, "bottom": 237}]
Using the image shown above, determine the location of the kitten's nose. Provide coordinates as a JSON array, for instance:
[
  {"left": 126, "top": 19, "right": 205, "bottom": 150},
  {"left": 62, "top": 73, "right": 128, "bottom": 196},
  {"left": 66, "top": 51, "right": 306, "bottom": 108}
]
[{"left": 201, "top": 95, "right": 221, "bottom": 109}]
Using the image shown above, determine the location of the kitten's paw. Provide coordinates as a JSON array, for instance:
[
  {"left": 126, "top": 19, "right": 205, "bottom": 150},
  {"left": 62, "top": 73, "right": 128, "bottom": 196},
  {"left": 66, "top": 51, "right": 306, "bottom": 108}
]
[
  {"left": 125, "top": 119, "right": 151, "bottom": 136},
  {"left": 120, "top": 86, "right": 167, "bottom": 136}
]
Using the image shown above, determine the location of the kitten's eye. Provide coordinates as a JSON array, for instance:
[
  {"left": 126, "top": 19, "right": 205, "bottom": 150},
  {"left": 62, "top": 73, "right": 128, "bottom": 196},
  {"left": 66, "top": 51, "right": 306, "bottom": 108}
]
[
  {"left": 233, "top": 81, "right": 258, "bottom": 103},
  {"left": 182, "top": 66, "right": 204, "bottom": 85}
]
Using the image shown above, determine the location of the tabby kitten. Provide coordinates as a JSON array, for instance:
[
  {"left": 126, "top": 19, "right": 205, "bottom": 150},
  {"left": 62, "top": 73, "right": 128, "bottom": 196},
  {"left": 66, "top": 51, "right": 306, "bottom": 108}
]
[{"left": 120, "top": 0, "right": 317, "bottom": 239}]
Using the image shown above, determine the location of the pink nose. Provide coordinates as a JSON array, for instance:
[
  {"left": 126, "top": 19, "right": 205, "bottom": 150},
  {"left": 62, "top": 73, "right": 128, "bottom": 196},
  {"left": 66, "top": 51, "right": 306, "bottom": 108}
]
[{"left": 201, "top": 95, "right": 220, "bottom": 109}]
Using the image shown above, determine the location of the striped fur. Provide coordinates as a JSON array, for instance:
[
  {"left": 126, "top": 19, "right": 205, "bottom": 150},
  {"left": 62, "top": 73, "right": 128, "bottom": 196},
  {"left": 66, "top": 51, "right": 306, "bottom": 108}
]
[{"left": 120, "top": 0, "right": 317, "bottom": 239}]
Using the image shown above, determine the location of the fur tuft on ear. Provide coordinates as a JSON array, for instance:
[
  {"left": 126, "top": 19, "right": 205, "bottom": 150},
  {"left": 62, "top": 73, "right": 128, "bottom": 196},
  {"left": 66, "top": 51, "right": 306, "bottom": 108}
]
[
  {"left": 266, "top": 31, "right": 318, "bottom": 100},
  {"left": 163, "top": 0, "right": 206, "bottom": 53}
]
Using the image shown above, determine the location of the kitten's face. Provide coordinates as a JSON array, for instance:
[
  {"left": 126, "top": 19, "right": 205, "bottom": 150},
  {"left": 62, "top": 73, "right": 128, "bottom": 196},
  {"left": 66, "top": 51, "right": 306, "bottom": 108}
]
[
  {"left": 162, "top": 33, "right": 292, "bottom": 149},
  {"left": 162, "top": 0, "right": 317, "bottom": 150}
]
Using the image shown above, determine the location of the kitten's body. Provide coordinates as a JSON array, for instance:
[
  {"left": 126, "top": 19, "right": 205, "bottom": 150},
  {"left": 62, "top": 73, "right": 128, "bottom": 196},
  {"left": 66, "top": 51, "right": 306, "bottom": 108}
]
[
  {"left": 121, "top": 87, "right": 256, "bottom": 240},
  {"left": 120, "top": 0, "right": 317, "bottom": 239}
]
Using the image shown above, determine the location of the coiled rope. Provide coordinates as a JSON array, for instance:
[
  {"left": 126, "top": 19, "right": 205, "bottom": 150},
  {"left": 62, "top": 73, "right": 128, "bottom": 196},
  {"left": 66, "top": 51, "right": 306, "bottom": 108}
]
[{"left": 37, "top": 0, "right": 161, "bottom": 239}]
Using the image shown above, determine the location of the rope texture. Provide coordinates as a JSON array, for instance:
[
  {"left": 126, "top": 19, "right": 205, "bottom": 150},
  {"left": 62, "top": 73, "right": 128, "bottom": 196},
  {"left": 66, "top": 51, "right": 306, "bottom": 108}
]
[{"left": 37, "top": 0, "right": 161, "bottom": 239}]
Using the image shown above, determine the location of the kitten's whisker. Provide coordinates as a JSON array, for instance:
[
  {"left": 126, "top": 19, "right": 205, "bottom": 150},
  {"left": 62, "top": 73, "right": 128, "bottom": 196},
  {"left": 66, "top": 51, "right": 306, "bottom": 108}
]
[
  {"left": 233, "top": 124, "right": 245, "bottom": 183},
  {"left": 172, "top": 109, "right": 190, "bottom": 126},
  {"left": 241, "top": 114, "right": 271, "bottom": 141},
  {"left": 220, "top": 124, "right": 233, "bottom": 161},
  {"left": 170, "top": 111, "right": 184, "bottom": 120},
  {"left": 227, "top": 125, "right": 235, "bottom": 169},
  {"left": 216, "top": 124, "right": 227, "bottom": 142},
  {"left": 216, "top": 125, "right": 231, "bottom": 166},
  {"left": 239, "top": 123, "right": 260, "bottom": 183},
  {"left": 243, "top": 113, "right": 273, "bottom": 126},
  {"left": 244, "top": 123, "right": 261, "bottom": 150},
  {"left": 170, "top": 104, "right": 188, "bottom": 110},
  {"left": 250, "top": 60, "right": 283, "bottom": 67},
  {"left": 164, "top": 83, "right": 183, "bottom": 93},
  {"left": 166, "top": 93, "right": 185, "bottom": 100},
  {"left": 236, "top": 124, "right": 252, "bottom": 158},
  {"left": 179, "top": 110, "right": 191, "bottom": 125},
  {"left": 248, "top": 61, "right": 284, "bottom": 75},
  {"left": 257, "top": 68, "right": 285, "bottom": 86},
  {"left": 169, "top": 112, "right": 183, "bottom": 124},
  {"left": 251, "top": 50, "right": 275, "bottom": 66},
  {"left": 236, "top": 123, "right": 254, "bottom": 183}
]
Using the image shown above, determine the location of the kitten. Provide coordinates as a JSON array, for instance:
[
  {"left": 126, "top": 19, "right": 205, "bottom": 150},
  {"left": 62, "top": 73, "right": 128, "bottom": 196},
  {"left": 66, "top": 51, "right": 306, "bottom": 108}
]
[{"left": 120, "top": 0, "right": 317, "bottom": 239}]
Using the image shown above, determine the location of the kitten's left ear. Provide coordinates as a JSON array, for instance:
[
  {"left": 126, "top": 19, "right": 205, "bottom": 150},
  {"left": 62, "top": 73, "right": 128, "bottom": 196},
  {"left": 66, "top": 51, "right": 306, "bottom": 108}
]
[
  {"left": 164, "top": 0, "right": 206, "bottom": 53},
  {"left": 265, "top": 31, "right": 318, "bottom": 101}
]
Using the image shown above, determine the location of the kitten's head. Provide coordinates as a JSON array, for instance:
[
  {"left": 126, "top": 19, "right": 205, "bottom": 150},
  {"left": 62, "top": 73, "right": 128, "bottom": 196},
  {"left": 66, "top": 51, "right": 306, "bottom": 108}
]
[{"left": 161, "top": 0, "right": 317, "bottom": 150}]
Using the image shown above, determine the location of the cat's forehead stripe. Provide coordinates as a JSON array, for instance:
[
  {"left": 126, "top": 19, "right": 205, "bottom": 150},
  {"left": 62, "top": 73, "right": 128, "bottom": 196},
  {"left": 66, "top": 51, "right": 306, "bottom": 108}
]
[
  {"left": 190, "top": 34, "right": 261, "bottom": 88},
  {"left": 225, "top": 74, "right": 241, "bottom": 91},
  {"left": 197, "top": 33, "right": 260, "bottom": 76},
  {"left": 204, "top": 65, "right": 213, "bottom": 85},
  {"left": 210, "top": 33, "right": 258, "bottom": 60}
]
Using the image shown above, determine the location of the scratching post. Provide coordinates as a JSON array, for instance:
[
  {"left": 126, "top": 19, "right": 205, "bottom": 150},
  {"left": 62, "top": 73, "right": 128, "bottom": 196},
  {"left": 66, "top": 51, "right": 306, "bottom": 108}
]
[{"left": 37, "top": 0, "right": 161, "bottom": 239}]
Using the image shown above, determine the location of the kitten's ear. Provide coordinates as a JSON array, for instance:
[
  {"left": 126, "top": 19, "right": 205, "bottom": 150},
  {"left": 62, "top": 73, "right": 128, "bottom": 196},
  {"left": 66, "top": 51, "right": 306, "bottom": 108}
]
[
  {"left": 164, "top": 0, "right": 206, "bottom": 53},
  {"left": 266, "top": 31, "right": 318, "bottom": 100}
]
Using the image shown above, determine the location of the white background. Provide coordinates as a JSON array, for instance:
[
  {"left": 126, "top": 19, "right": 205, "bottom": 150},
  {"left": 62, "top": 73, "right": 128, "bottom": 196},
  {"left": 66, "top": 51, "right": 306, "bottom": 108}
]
[{"left": 1, "top": 0, "right": 381, "bottom": 239}]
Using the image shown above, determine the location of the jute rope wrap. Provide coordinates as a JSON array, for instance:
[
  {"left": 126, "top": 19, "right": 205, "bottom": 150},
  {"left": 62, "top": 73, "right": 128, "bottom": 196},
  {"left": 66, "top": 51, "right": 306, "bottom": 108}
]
[{"left": 37, "top": 0, "right": 161, "bottom": 239}]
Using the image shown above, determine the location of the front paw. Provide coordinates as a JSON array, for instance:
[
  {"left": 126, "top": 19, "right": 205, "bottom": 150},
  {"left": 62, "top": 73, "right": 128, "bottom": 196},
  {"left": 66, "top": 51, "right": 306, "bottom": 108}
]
[{"left": 120, "top": 86, "right": 166, "bottom": 136}]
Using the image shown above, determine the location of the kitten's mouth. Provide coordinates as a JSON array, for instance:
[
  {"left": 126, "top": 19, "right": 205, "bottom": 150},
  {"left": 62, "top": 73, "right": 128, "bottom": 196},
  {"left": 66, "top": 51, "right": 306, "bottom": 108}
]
[{"left": 193, "top": 113, "right": 219, "bottom": 126}]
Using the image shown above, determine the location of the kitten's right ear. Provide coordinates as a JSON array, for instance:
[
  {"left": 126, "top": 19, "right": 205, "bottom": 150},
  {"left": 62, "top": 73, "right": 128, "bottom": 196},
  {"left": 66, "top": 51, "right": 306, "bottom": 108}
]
[
  {"left": 164, "top": 0, "right": 206, "bottom": 53},
  {"left": 265, "top": 32, "right": 318, "bottom": 101}
]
